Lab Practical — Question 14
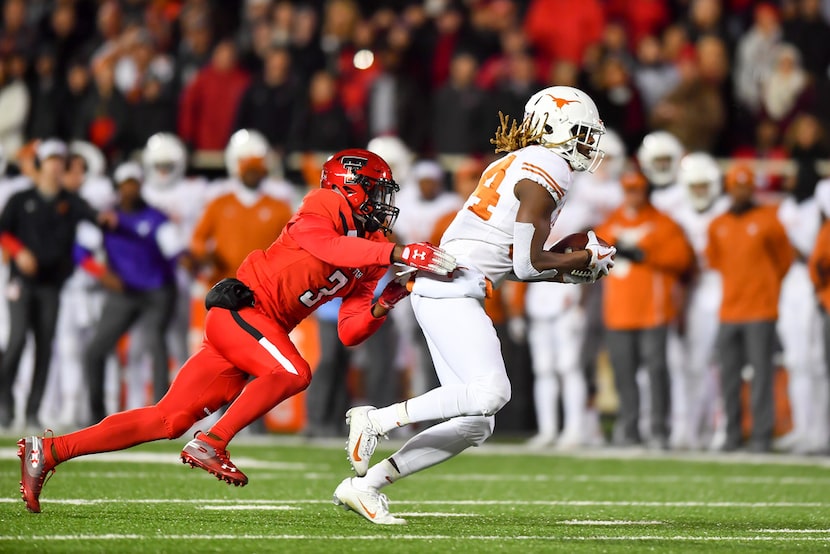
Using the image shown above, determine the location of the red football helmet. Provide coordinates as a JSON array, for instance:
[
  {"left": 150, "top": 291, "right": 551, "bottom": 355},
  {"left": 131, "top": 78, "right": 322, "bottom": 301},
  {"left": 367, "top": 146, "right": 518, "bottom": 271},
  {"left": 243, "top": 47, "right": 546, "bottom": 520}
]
[{"left": 321, "top": 148, "right": 400, "bottom": 234}]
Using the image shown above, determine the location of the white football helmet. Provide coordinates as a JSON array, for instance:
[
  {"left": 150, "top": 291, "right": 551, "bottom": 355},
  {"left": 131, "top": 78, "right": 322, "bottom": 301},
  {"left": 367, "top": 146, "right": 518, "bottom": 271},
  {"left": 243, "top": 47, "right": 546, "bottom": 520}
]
[
  {"left": 636, "top": 131, "right": 684, "bottom": 188},
  {"left": 523, "top": 85, "right": 606, "bottom": 172},
  {"left": 677, "top": 152, "right": 722, "bottom": 212},
  {"left": 596, "top": 128, "right": 626, "bottom": 180},
  {"left": 142, "top": 132, "right": 187, "bottom": 189},
  {"left": 367, "top": 135, "right": 413, "bottom": 184},
  {"left": 69, "top": 140, "right": 106, "bottom": 178},
  {"left": 225, "top": 129, "right": 274, "bottom": 179}
]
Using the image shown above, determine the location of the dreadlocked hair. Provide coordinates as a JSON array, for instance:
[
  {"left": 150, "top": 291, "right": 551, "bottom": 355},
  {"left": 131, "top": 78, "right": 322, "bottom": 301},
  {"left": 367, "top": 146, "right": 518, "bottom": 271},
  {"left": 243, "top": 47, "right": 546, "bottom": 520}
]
[{"left": 490, "top": 111, "right": 545, "bottom": 154}]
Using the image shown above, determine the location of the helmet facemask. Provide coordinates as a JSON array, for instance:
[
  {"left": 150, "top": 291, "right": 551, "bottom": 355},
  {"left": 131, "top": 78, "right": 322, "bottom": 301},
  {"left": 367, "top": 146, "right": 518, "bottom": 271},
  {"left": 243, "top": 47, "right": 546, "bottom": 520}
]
[{"left": 354, "top": 174, "right": 399, "bottom": 235}]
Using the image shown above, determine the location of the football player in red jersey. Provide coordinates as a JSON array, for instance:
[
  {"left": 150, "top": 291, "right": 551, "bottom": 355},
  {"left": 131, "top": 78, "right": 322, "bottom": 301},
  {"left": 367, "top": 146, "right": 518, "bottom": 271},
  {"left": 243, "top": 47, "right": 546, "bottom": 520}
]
[{"left": 16, "top": 148, "right": 457, "bottom": 513}]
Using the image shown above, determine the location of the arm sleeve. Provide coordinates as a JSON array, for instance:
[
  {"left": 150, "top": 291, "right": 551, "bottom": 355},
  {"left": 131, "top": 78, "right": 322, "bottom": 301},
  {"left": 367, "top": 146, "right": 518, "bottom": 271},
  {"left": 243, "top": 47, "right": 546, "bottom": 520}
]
[
  {"left": 336, "top": 268, "right": 386, "bottom": 347},
  {"left": 156, "top": 221, "right": 186, "bottom": 260},
  {"left": 190, "top": 201, "right": 216, "bottom": 259},
  {"left": 639, "top": 218, "right": 695, "bottom": 275},
  {"left": 287, "top": 215, "right": 395, "bottom": 268}
]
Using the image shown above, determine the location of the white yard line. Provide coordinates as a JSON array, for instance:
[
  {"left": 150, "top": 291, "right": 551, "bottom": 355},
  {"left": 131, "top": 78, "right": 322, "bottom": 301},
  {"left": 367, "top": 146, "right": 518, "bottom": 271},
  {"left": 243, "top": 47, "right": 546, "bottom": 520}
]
[
  {"left": 560, "top": 520, "right": 663, "bottom": 525},
  {"left": 199, "top": 505, "right": 299, "bottom": 511},
  {"left": 0, "top": 498, "right": 827, "bottom": 508},
  {"left": 0, "top": 534, "right": 828, "bottom": 542}
]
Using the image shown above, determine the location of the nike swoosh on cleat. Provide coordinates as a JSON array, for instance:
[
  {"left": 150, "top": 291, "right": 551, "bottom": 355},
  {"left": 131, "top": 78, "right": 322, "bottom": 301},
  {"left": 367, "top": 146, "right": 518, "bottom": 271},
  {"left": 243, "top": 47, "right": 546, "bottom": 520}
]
[
  {"left": 598, "top": 252, "right": 612, "bottom": 260},
  {"left": 358, "top": 499, "right": 376, "bottom": 519},
  {"left": 352, "top": 434, "right": 363, "bottom": 462}
]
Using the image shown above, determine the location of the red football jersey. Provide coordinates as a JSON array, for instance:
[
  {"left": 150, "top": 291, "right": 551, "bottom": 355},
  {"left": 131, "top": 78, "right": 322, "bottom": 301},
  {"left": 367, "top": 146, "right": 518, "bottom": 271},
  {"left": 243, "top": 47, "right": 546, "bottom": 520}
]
[{"left": 236, "top": 188, "right": 395, "bottom": 345}]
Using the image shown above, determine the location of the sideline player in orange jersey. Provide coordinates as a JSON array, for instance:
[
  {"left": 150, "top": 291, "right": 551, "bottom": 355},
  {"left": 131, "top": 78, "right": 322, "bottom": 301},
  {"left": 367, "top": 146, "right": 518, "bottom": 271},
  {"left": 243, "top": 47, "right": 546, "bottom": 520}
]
[{"left": 16, "top": 149, "right": 457, "bottom": 513}]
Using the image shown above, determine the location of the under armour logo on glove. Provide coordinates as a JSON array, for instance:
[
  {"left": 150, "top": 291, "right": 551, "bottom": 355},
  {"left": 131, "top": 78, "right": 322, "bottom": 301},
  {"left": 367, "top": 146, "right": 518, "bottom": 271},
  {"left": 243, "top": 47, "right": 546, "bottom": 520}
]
[{"left": 399, "top": 242, "right": 457, "bottom": 276}]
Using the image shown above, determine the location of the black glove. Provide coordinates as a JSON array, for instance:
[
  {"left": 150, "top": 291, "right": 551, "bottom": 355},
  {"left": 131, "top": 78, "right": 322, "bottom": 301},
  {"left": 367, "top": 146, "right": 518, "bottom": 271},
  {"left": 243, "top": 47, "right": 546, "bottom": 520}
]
[
  {"left": 615, "top": 245, "right": 644, "bottom": 263},
  {"left": 205, "top": 278, "right": 255, "bottom": 311}
]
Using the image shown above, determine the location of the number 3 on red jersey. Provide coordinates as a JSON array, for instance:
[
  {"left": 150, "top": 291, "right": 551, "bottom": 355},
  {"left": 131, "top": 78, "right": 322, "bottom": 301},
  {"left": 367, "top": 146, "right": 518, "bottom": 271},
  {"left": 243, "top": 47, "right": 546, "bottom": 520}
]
[{"left": 299, "top": 270, "right": 349, "bottom": 308}]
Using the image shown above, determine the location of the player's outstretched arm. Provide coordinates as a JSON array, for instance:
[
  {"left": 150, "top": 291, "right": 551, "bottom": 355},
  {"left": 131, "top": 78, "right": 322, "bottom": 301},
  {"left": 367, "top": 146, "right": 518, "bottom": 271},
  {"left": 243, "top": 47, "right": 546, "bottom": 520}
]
[{"left": 391, "top": 242, "right": 457, "bottom": 276}]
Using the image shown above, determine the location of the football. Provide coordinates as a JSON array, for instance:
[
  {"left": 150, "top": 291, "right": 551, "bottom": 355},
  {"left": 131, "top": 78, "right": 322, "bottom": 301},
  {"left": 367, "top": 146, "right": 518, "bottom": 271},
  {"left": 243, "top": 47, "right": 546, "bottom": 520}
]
[{"left": 548, "top": 232, "right": 611, "bottom": 253}]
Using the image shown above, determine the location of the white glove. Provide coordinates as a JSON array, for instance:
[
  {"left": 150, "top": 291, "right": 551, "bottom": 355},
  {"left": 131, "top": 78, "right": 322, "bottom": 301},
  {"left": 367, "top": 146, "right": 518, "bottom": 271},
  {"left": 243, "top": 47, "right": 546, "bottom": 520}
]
[
  {"left": 585, "top": 230, "right": 616, "bottom": 281},
  {"left": 507, "top": 317, "right": 527, "bottom": 343},
  {"left": 563, "top": 270, "right": 594, "bottom": 284}
]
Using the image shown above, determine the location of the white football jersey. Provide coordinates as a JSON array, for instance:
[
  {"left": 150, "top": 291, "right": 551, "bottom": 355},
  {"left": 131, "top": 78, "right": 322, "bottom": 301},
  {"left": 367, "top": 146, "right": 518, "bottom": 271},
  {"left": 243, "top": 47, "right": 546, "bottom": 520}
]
[
  {"left": 440, "top": 145, "right": 574, "bottom": 286},
  {"left": 395, "top": 186, "right": 463, "bottom": 243},
  {"left": 672, "top": 196, "right": 729, "bottom": 265},
  {"left": 778, "top": 195, "right": 822, "bottom": 259},
  {"left": 142, "top": 177, "right": 210, "bottom": 242},
  {"left": 651, "top": 183, "right": 687, "bottom": 220}
]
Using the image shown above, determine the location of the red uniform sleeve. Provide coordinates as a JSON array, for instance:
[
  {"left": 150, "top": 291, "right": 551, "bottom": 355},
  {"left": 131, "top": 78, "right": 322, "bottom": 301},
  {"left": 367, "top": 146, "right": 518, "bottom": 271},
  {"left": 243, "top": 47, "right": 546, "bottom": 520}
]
[
  {"left": 337, "top": 267, "right": 386, "bottom": 346},
  {"left": 0, "top": 232, "right": 23, "bottom": 256},
  {"left": 286, "top": 189, "right": 395, "bottom": 268}
]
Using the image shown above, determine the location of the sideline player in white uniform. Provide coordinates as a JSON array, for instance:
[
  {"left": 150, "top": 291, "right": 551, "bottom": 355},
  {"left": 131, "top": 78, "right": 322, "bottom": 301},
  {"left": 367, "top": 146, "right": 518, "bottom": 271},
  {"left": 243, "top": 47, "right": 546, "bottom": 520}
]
[
  {"left": 635, "top": 130, "right": 686, "bottom": 440},
  {"left": 131, "top": 133, "right": 208, "bottom": 408},
  {"left": 41, "top": 142, "right": 116, "bottom": 428},
  {"left": 523, "top": 129, "right": 626, "bottom": 449},
  {"left": 671, "top": 153, "right": 729, "bottom": 450},
  {"left": 217, "top": 129, "right": 299, "bottom": 209},
  {"left": 776, "top": 178, "right": 827, "bottom": 454},
  {"left": 333, "top": 86, "right": 616, "bottom": 524}
]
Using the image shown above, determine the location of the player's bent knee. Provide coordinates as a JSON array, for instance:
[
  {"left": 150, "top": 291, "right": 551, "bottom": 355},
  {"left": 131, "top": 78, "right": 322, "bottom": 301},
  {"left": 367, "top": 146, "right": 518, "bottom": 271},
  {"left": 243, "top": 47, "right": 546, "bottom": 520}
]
[
  {"left": 454, "top": 415, "right": 495, "bottom": 447},
  {"left": 471, "top": 373, "right": 512, "bottom": 416},
  {"left": 160, "top": 408, "right": 200, "bottom": 439}
]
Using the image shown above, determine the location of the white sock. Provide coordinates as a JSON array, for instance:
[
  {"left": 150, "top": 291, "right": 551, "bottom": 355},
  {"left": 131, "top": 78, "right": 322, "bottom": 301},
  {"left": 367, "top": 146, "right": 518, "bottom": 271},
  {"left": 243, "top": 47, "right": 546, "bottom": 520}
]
[
  {"left": 360, "top": 458, "right": 401, "bottom": 491},
  {"left": 369, "top": 402, "right": 411, "bottom": 434}
]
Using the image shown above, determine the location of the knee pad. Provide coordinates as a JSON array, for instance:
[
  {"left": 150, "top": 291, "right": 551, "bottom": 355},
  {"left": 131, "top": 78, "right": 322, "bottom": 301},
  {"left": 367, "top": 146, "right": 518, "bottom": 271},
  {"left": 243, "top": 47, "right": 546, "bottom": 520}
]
[
  {"left": 469, "top": 372, "right": 511, "bottom": 416},
  {"left": 453, "top": 415, "right": 495, "bottom": 447}
]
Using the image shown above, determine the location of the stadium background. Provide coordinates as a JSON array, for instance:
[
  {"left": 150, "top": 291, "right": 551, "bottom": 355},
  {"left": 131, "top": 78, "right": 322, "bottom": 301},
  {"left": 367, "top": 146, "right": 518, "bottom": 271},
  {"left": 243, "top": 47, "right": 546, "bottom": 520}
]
[{"left": 0, "top": 0, "right": 828, "bottom": 437}]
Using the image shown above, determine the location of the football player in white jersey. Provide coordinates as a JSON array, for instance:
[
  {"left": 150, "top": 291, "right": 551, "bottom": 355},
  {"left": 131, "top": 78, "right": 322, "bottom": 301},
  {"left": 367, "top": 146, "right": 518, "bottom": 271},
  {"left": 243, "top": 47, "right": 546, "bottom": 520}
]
[
  {"left": 776, "top": 173, "right": 828, "bottom": 454},
  {"left": 638, "top": 130, "right": 686, "bottom": 217},
  {"left": 219, "top": 129, "right": 299, "bottom": 208},
  {"left": 42, "top": 142, "right": 116, "bottom": 428},
  {"left": 334, "top": 86, "right": 616, "bottom": 524},
  {"left": 670, "top": 153, "right": 729, "bottom": 450}
]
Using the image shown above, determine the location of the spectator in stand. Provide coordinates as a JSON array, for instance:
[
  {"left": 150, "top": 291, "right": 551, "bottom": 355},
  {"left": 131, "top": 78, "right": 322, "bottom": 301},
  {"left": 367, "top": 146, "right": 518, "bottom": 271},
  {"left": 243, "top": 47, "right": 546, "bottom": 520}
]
[
  {"left": 73, "top": 60, "right": 128, "bottom": 159},
  {"left": 732, "top": 118, "right": 787, "bottom": 194},
  {"left": 486, "top": 50, "right": 542, "bottom": 132},
  {"left": 733, "top": 3, "right": 782, "bottom": 115},
  {"left": 289, "top": 4, "right": 326, "bottom": 86},
  {"left": 707, "top": 163, "right": 793, "bottom": 453},
  {"left": 596, "top": 172, "right": 694, "bottom": 449},
  {"left": 178, "top": 40, "right": 250, "bottom": 151},
  {"left": 234, "top": 47, "right": 300, "bottom": 154},
  {"left": 293, "top": 70, "right": 353, "bottom": 154},
  {"left": 650, "top": 44, "right": 724, "bottom": 152},
  {"left": 26, "top": 46, "right": 61, "bottom": 141},
  {"left": 431, "top": 52, "right": 487, "bottom": 156},
  {"left": 783, "top": 113, "right": 829, "bottom": 205},
  {"left": 633, "top": 34, "right": 680, "bottom": 114},
  {"left": 60, "top": 57, "right": 91, "bottom": 140},
  {"left": 0, "top": 0, "right": 32, "bottom": 59},
  {"left": 42, "top": 0, "right": 86, "bottom": 79},
  {"left": 589, "top": 55, "right": 646, "bottom": 154},
  {"left": 606, "top": 0, "right": 670, "bottom": 50},
  {"left": 684, "top": 0, "right": 730, "bottom": 47},
  {"left": 366, "top": 37, "right": 429, "bottom": 154},
  {"left": 523, "top": 0, "right": 605, "bottom": 67},
  {"left": 760, "top": 44, "right": 815, "bottom": 136},
  {"left": 782, "top": 0, "right": 830, "bottom": 81},
  {"left": 173, "top": 10, "right": 214, "bottom": 95},
  {"left": 0, "top": 54, "right": 29, "bottom": 160}
]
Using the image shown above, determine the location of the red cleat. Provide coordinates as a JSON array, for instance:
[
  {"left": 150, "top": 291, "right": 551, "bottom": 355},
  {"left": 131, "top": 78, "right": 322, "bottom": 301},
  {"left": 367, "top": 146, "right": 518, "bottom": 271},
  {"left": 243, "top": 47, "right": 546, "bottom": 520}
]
[
  {"left": 180, "top": 434, "right": 248, "bottom": 487},
  {"left": 18, "top": 435, "right": 55, "bottom": 513}
]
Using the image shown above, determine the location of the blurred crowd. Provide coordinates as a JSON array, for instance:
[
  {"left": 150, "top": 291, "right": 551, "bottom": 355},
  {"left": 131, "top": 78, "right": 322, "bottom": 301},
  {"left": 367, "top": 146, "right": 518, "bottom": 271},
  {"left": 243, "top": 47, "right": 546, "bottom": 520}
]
[
  {"left": 0, "top": 0, "right": 825, "bottom": 167},
  {"left": 0, "top": 0, "right": 830, "bottom": 455}
]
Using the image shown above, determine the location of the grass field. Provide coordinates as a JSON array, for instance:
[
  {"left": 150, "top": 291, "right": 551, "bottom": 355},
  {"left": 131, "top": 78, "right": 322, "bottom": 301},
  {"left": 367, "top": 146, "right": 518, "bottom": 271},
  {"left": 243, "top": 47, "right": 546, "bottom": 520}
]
[{"left": 2, "top": 434, "right": 830, "bottom": 553}]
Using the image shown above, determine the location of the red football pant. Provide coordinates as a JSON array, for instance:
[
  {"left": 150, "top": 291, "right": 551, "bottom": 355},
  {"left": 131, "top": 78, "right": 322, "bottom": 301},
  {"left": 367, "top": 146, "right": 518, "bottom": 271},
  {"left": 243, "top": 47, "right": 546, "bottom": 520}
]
[{"left": 51, "top": 306, "right": 312, "bottom": 464}]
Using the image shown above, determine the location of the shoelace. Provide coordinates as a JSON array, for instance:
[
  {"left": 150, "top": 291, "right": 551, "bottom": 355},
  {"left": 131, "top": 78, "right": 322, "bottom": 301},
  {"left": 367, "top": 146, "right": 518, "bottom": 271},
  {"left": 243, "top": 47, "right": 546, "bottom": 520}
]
[{"left": 377, "top": 493, "right": 391, "bottom": 514}]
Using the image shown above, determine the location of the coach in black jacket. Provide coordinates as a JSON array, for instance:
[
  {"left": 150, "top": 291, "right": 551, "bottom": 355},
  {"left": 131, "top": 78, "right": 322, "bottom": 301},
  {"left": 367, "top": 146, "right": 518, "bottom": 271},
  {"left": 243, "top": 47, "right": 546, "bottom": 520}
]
[{"left": 0, "top": 139, "right": 105, "bottom": 429}]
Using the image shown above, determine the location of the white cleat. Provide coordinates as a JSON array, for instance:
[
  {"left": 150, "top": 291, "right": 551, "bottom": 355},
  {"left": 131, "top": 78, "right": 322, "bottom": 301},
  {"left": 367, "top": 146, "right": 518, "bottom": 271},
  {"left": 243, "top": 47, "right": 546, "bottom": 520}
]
[
  {"left": 346, "top": 406, "right": 383, "bottom": 477},
  {"left": 332, "top": 477, "right": 406, "bottom": 525}
]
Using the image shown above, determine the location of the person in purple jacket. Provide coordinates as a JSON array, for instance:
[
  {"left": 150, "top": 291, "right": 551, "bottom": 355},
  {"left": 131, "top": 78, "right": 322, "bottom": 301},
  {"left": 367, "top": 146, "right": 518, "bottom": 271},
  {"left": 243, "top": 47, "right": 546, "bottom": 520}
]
[{"left": 75, "top": 161, "right": 184, "bottom": 423}]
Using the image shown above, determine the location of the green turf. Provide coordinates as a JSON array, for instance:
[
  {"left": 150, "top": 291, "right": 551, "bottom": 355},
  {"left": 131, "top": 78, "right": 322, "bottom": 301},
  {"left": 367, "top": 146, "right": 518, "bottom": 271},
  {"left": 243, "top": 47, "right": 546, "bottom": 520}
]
[{"left": 2, "top": 435, "right": 830, "bottom": 553}]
